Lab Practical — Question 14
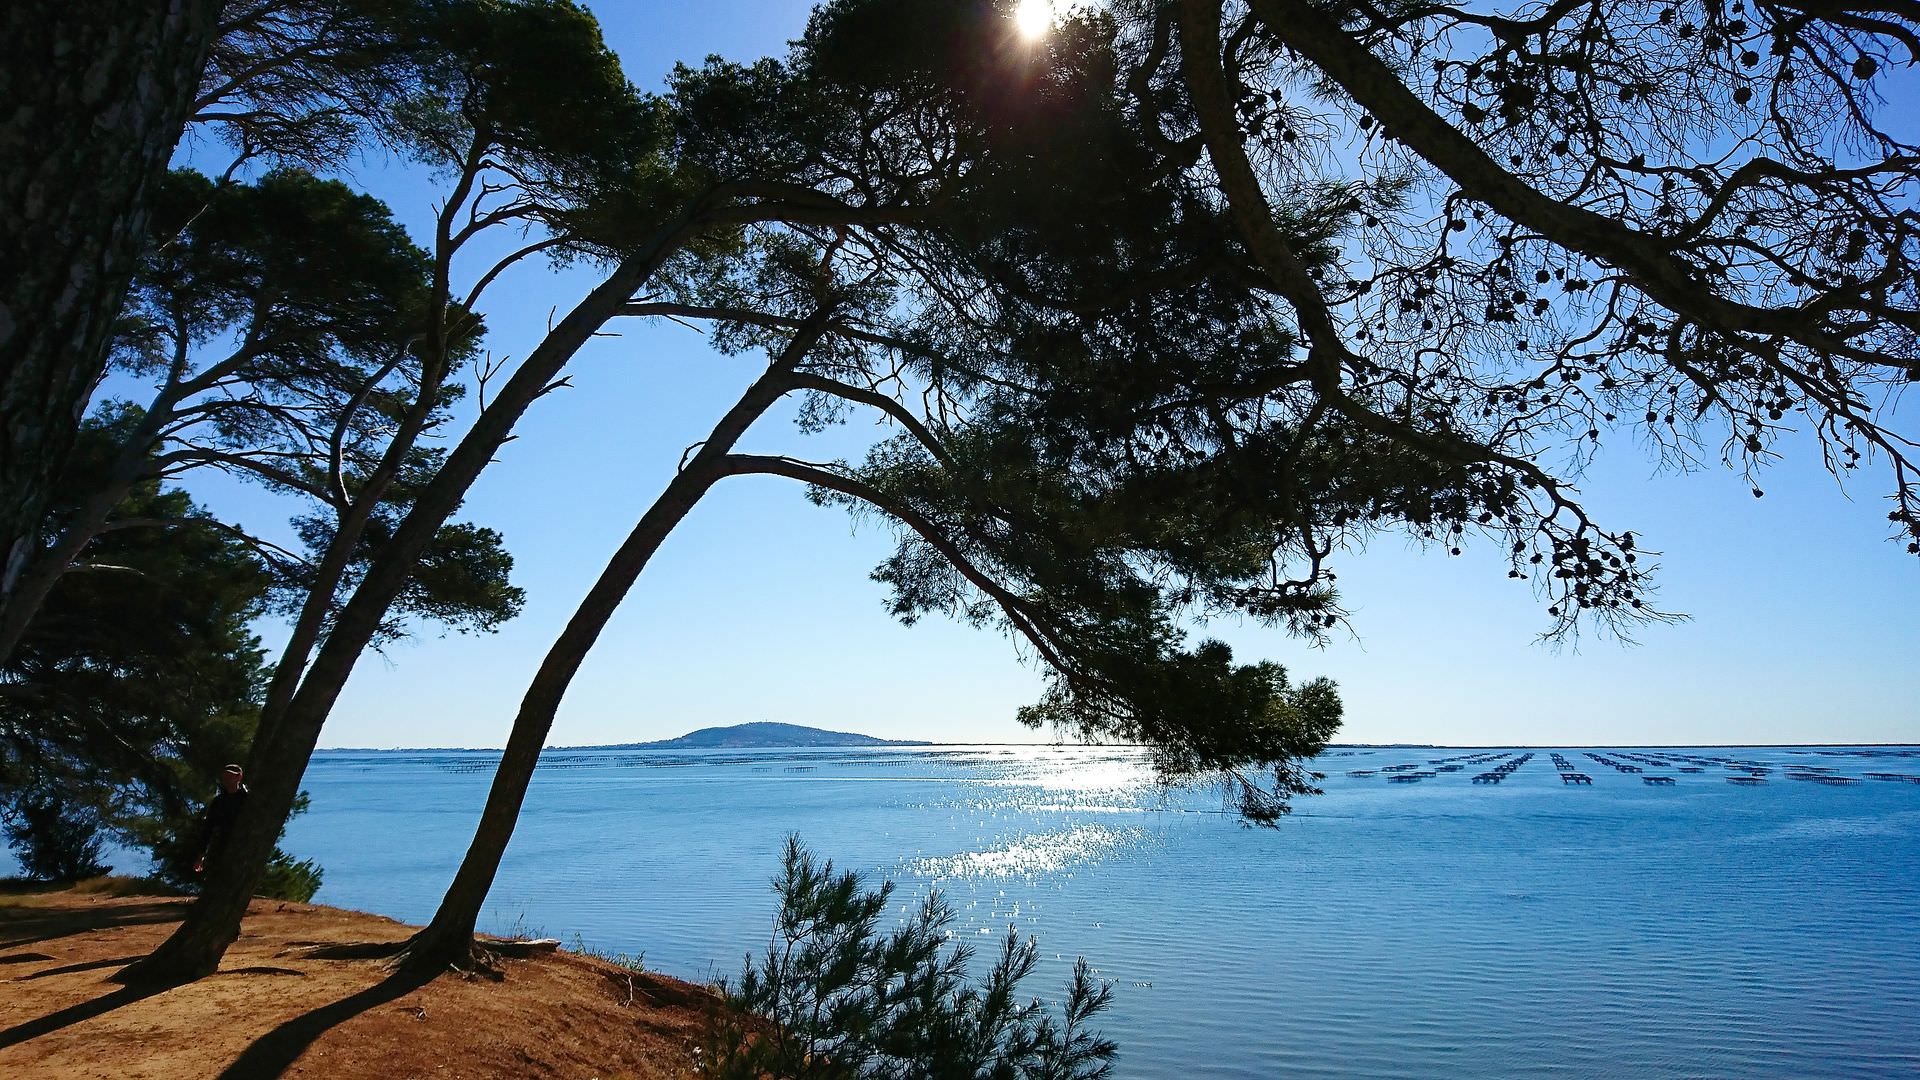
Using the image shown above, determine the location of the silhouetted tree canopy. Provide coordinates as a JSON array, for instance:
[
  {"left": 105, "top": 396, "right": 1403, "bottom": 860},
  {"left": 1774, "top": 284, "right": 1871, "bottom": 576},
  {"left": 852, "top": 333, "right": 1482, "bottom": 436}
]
[
  {"left": 1133, "top": 0, "right": 1920, "bottom": 636},
  {"left": 191, "top": 0, "right": 420, "bottom": 169},
  {"left": 646, "top": 0, "right": 1914, "bottom": 702},
  {"left": 0, "top": 433, "right": 318, "bottom": 896},
  {"left": 102, "top": 0, "right": 1918, "bottom": 980},
  {"left": 122, "top": 0, "right": 750, "bottom": 982},
  {"left": 0, "top": 167, "right": 520, "bottom": 669},
  {"left": 612, "top": 0, "right": 1917, "bottom": 810}
]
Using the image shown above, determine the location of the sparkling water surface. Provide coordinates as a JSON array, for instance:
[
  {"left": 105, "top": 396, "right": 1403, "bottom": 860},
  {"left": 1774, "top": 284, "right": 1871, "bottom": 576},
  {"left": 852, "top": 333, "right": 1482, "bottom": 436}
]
[{"left": 283, "top": 745, "right": 1920, "bottom": 1078}]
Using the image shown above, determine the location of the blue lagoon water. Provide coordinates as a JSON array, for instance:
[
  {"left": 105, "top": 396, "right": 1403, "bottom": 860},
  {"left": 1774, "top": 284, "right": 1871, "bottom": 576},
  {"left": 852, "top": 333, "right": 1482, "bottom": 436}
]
[{"left": 283, "top": 745, "right": 1920, "bottom": 1078}]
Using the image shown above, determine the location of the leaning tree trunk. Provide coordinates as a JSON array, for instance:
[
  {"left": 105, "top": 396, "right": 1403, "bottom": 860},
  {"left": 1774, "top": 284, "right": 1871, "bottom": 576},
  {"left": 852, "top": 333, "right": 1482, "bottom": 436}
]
[
  {"left": 113, "top": 243, "right": 689, "bottom": 985},
  {"left": 0, "top": 426, "right": 160, "bottom": 665},
  {"left": 0, "top": 0, "right": 220, "bottom": 631},
  {"left": 400, "top": 451, "right": 732, "bottom": 971},
  {"left": 399, "top": 321, "right": 827, "bottom": 973}
]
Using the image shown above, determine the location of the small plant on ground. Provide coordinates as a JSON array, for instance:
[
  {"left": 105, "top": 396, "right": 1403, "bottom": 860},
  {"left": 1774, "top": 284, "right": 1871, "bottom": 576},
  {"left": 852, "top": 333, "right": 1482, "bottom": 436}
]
[
  {"left": 572, "top": 933, "right": 650, "bottom": 1007},
  {"left": 572, "top": 933, "right": 647, "bottom": 972},
  {"left": 493, "top": 905, "right": 546, "bottom": 942},
  {"left": 706, "top": 836, "right": 1116, "bottom": 1080}
]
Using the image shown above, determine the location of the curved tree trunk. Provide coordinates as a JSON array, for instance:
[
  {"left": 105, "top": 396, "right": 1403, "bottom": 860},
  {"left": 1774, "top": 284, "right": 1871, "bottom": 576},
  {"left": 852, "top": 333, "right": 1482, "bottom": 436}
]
[
  {"left": 399, "top": 454, "right": 731, "bottom": 972},
  {"left": 252, "top": 147, "right": 487, "bottom": 743},
  {"left": 0, "top": 0, "right": 220, "bottom": 628},
  {"left": 114, "top": 241, "right": 693, "bottom": 985},
  {"left": 398, "top": 318, "right": 829, "bottom": 973},
  {"left": 0, "top": 394, "right": 176, "bottom": 664},
  {"left": 0, "top": 454, "right": 148, "bottom": 663}
]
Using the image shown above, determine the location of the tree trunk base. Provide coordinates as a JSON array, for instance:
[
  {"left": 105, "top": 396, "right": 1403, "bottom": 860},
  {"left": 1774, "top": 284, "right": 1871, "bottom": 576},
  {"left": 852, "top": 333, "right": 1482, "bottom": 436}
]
[
  {"left": 112, "top": 939, "right": 224, "bottom": 986},
  {"left": 263, "top": 928, "right": 542, "bottom": 980},
  {"left": 384, "top": 929, "right": 512, "bottom": 980}
]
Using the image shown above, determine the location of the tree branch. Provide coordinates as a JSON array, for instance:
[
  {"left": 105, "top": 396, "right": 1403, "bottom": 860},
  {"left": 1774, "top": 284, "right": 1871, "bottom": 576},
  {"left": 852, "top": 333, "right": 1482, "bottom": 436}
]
[
  {"left": 94, "top": 516, "right": 313, "bottom": 570},
  {"left": 721, "top": 455, "right": 1077, "bottom": 675}
]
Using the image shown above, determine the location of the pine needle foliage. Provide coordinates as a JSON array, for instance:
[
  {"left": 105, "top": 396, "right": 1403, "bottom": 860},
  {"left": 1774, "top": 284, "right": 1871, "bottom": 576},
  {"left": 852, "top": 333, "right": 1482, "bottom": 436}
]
[{"left": 707, "top": 837, "right": 1116, "bottom": 1080}]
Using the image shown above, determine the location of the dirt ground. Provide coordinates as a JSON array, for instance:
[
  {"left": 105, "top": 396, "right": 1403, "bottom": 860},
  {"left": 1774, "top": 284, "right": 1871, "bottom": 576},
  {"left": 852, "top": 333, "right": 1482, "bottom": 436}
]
[{"left": 0, "top": 880, "right": 725, "bottom": 1079}]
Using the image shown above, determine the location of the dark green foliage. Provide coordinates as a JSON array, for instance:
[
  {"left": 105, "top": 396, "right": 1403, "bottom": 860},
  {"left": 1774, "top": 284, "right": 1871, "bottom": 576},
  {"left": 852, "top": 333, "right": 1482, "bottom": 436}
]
[
  {"left": 10, "top": 164, "right": 518, "bottom": 892},
  {"left": 2, "top": 449, "right": 272, "bottom": 795},
  {"left": 396, "top": 520, "right": 523, "bottom": 633},
  {"left": 652, "top": 0, "right": 1909, "bottom": 826},
  {"left": 813, "top": 425, "right": 1352, "bottom": 819},
  {"left": 122, "top": 166, "right": 452, "bottom": 378},
  {"left": 389, "top": 0, "right": 683, "bottom": 253},
  {"left": 0, "top": 428, "right": 320, "bottom": 893},
  {"left": 2, "top": 792, "right": 110, "bottom": 882},
  {"left": 136, "top": 788, "right": 322, "bottom": 902},
  {"left": 284, "top": 449, "right": 526, "bottom": 646},
  {"left": 258, "top": 847, "right": 326, "bottom": 903},
  {"left": 194, "top": 0, "right": 672, "bottom": 190},
  {"left": 105, "top": 167, "right": 522, "bottom": 646},
  {"left": 111, "top": 166, "right": 481, "bottom": 487},
  {"left": 193, "top": 0, "right": 425, "bottom": 168},
  {"left": 707, "top": 837, "right": 1115, "bottom": 1080},
  {"left": 652, "top": 2, "right": 1388, "bottom": 815},
  {"left": 397, "top": 0, "right": 656, "bottom": 170},
  {"left": 1135, "top": 0, "right": 1918, "bottom": 610},
  {"left": 740, "top": 0, "right": 1920, "bottom": 666}
]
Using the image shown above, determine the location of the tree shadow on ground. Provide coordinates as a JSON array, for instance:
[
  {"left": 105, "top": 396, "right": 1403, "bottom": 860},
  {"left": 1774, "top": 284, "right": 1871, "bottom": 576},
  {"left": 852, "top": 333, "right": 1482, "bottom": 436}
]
[
  {"left": 0, "top": 901, "right": 183, "bottom": 952},
  {"left": 14, "top": 954, "right": 147, "bottom": 980},
  {"left": 212, "top": 967, "right": 436, "bottom": 1080},
  {"left": 0, "top": 952, "right": 54, "bottom": 965},
  {"left": 0, "top": 981, "right": 174, "bottom": 1049},
  {"left": 609, "top": 967, "right": 731, "bottom": 1042}
]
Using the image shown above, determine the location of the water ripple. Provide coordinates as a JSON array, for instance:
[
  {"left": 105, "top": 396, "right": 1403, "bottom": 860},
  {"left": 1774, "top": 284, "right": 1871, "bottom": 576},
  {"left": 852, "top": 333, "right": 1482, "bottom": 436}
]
[{"left": 279, "top": 743, "right": 1920, "bottom": 1079}]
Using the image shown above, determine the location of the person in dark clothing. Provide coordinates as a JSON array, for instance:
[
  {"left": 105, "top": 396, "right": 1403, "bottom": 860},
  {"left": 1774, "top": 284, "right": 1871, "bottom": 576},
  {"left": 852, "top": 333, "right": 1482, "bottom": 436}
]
[{"left": 193, "top": 764, "right": 248, "bottom": 874}]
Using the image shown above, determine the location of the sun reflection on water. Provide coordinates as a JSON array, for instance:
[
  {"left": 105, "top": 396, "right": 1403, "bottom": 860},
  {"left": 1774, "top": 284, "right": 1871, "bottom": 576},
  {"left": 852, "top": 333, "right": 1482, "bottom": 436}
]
[
  {"left": 1016, "top": 755, "right": 1156, "bottom": 793},
  {"left": 905, "top": 823, "right": 1143, "bottom": 880}
]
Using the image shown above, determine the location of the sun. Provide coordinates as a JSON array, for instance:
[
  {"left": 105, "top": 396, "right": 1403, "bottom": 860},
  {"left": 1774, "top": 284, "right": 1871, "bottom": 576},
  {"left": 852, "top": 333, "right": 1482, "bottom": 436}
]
[{"left": 1013, "top": 0, "right": 1054, "bottom": 41}]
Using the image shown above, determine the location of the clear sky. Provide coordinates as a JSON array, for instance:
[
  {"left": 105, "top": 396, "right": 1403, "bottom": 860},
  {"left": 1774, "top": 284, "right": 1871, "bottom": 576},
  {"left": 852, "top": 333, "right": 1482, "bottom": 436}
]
[{"left": 168, "top": 1, "right": 1918, "bottom": 749}]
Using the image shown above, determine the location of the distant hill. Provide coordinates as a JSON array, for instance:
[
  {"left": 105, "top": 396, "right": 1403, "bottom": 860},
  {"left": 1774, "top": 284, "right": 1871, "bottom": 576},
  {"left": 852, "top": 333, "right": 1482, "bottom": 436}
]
[{"left": 590, "top": 722, "right": 930, "bottom": 750}]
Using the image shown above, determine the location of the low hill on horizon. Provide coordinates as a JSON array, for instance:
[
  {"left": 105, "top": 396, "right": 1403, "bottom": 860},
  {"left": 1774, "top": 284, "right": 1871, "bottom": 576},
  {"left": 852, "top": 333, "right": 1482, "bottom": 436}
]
[{"left": 581, "top": 721, "right": 930, "bottom": 750}]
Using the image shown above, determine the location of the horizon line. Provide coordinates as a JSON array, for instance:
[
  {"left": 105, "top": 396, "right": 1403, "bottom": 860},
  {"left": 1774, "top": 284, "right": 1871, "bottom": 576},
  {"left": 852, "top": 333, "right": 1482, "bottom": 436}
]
[{"left": 313, "top": 740, "right": 1920, "bottom": 753}]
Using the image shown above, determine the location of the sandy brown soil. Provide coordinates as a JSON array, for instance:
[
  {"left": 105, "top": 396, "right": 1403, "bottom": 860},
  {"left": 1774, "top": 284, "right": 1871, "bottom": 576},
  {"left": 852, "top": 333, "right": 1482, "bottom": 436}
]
[{"left": 0, "top": 880, "right": 725, "bottom": 1079}]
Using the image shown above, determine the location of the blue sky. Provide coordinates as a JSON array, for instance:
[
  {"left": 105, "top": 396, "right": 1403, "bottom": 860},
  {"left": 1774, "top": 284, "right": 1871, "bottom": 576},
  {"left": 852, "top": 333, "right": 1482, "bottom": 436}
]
[{"left": 167, "top": 1, "right": 1917, "bottom": 749}]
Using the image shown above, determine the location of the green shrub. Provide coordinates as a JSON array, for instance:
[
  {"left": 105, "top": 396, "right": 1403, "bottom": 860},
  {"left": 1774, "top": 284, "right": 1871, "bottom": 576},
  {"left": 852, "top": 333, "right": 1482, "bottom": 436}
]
[
  {"left": 2, "top": 792, "right": 111, "bottom": 882},
  {"left": 707, "top": 836, "right": 1116, "bottom": 1080},
  {"left": 257, "top": 847, "right": 324, "bottom": 902}
]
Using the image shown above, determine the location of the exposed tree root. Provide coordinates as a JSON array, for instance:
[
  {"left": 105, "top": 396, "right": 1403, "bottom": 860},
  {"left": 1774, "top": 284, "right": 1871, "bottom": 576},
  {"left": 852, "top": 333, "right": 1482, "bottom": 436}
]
[
  {"left": 272, "top": 932, "right": 555, "bottom": 979},
  {"left": 388, "top": 932, "right": 563, "bottom": 980}
]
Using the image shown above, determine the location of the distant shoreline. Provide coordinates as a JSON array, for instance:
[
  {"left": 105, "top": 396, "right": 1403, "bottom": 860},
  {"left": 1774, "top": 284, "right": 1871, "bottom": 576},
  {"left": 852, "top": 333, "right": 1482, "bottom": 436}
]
[{"left": 313, "top": 740, "right": 1920, "bottom": 753}]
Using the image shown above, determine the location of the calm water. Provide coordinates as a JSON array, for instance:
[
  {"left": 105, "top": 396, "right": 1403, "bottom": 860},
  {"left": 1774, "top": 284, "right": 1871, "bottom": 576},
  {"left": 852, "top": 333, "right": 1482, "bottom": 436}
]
[{"left": 278, "top": 744, "right": 1920, "bottom": 1078}]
